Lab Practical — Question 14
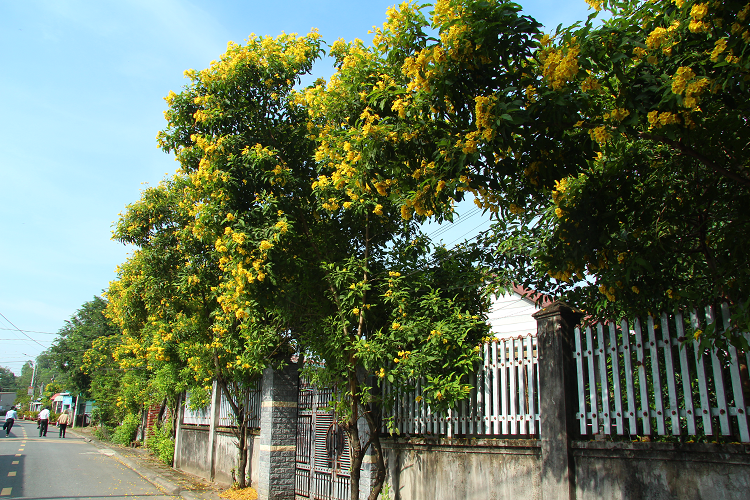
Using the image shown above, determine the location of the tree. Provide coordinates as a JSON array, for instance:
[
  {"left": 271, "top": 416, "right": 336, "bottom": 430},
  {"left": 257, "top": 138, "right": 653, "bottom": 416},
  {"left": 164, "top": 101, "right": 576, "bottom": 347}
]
[
  {"left": 50, "top": 296, "right": 121, "bottom": 397},
  {"left": 0, "top": 366, "right": 17, "bottom": 393},
  {"left": 313, "top": 0, "right": 750, "bottom": 351},
  {"left": 109, "top": 30, "right": 327, "bottom": 487}
]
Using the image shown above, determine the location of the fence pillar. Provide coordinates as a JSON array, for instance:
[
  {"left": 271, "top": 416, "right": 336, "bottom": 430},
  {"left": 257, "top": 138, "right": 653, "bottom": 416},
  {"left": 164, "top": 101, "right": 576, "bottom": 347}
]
[
  {"left": 257, "top": 362, "right": 299, "bottom": 500},
  {"left": 208, "top": 380, "right": 221, "bottom": 481},
  {"left": 533, "top": 301, "right": 582, "bottom": 500},
  {"left": 173, "top": 393, "right": 184, "bottom": 470}
]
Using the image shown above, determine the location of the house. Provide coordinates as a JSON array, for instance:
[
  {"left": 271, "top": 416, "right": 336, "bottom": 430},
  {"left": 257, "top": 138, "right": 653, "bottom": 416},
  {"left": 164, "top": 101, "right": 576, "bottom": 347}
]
[
  {"left": 0, "top": 392, "right": 17, "bottom": 414},
  {"left": 488, "top": 284, "right": 551, "bottom": 339}
]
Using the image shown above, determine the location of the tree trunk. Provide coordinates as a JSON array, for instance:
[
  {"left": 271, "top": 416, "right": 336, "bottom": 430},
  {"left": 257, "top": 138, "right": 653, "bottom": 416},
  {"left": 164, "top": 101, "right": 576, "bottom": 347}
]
[
  {"left": 347, "top": 372, "right": 363, "bottom": 500},
  {"left": 364, "top": 412, "right": 386, "bottom": 500},
  {"left": 237, "top": 411, "right": 249, "bottom": 488}
]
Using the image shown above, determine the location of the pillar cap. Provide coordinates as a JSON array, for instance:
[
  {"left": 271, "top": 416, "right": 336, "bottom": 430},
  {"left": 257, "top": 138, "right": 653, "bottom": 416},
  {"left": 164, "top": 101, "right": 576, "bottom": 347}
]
[{"left": 532, "top": 300, "right": 583, "bottom": 322}]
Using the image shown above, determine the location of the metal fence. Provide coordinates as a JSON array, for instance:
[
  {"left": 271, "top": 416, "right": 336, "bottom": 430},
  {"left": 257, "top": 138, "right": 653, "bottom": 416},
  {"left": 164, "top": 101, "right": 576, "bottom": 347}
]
[
  {"left": 382, "top": 334, "right": 540, "bottom": 437},
  {"left": 575, "top": 304, "right": 750, "bottom": 442},
  {"left": 182, "top": 387, "right": 261, "bottom": 429}
]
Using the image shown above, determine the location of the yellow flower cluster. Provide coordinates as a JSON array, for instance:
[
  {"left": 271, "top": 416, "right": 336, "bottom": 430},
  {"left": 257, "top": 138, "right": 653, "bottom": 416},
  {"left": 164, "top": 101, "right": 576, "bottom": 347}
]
[
  {"left": 541, "top": 44, "right": 580, "bottom": 90},
  {"left": 710, "top": 39, "right": 728, "bottom": 62},
  {"left": 606, "top": 108, "right": 630, "bottom": 122},
  {"left": 473, "top": 95, "right": 497, "bottom": 142},
  {"left": 599, "top": 284, "right": 616, "bottom": 302},
  {"left": 689, "top": 3, "right": 709, "bottom": 32},
  {"left": 585, "top": 0, "right": 603, "bottom": 11},
  {"left": 588, "top": 125, "right": 611, "bottom": 145},
  {"left": 580, "top": 76, "right": 601, "bottom": 93},
  {"left": 647, "top": 110, "right": 680, "bottom": 129}
]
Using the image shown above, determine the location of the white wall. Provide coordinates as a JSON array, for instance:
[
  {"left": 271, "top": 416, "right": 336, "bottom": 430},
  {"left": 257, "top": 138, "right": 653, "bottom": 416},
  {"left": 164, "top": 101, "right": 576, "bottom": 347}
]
[{"left": 487, "top": 292, "right": 539, "bottom": 339}]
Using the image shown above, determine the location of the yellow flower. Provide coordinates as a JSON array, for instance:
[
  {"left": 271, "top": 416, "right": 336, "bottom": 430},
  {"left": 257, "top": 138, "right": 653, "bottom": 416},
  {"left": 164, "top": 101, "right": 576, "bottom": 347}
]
[
  {"left": 694, "top": 329, "right": 703, "bottom": 340},
  {"left": 373, "top": 204, "right": 384, "bottom": 216},
  {"left": 392, "top": 322, "right": 401, "bottom": 330},
  {"left": 259, "top": 240, "right": 273, "bottom": 251},
  {"left": 378, "top": 368, "right": 386, "bottom": 378}
]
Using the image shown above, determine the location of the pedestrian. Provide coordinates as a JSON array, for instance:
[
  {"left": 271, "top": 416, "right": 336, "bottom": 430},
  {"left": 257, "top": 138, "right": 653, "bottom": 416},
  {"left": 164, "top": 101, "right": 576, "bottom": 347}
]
[
  {"left": 3, "top": 406, "right": 17, "bottom": 437},
  {"left": 38, "top": 407, "right": 50, "bottom": 437},
  {"left": 57, "top": 410, "right": 71, "bottom": 438}
]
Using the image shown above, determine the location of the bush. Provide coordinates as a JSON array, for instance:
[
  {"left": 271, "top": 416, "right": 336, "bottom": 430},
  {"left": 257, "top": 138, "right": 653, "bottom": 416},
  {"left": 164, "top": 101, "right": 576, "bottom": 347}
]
[
  {"left": 111, "top": 413, "right": 140, "bottom": 446},
  {"left": 146, "top": 420, "right": 175, "bottom": 465}
]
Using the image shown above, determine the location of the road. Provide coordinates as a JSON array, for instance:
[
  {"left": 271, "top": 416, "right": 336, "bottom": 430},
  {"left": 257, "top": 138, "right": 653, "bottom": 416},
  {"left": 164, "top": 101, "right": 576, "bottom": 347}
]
[{"left": 0, "top": 419, "right": 177, "bottom": 499}]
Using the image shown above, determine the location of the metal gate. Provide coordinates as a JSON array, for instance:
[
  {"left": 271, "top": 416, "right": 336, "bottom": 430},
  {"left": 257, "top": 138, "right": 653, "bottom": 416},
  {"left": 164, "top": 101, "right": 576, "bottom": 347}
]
[{"left": 295, "top": 381, "right": 351, "bottom": 500}]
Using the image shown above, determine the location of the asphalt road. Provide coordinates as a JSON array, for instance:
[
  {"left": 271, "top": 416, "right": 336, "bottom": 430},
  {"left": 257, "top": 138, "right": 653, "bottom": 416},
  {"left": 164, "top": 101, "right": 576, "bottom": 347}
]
[{"left": 0, "top": 420, "right": 177, "bottom": 499}]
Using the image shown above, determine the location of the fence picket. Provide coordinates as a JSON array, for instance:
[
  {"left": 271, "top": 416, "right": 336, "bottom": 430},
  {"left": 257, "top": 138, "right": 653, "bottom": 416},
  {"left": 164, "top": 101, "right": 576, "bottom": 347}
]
[
  {"left": 706, "top": 306, "right": 731, "bottom": 435},
  {"left": 607, "top": 322, "right": 624, "bottom": 434},
  {"left": 634, "top": 318, "right": 651, "bottom": 435},
  {"left": 492, "top": 341, "right": 500, "bottom": 435},
  {"left": 620, "top": 319, "right": 638, "bottom": 435},
  {"left": 510, "top": 338, "right": 519, "bottom": 434},
  {"left": 585, "top": 326, "right": 599, "bottom": 433},
  {"left": 517, "top": 339, "right": 527, "bottom": 435},
  {"left": 660, "top": 313, "right": 680, "bottom": 435},
  {"left": 596, "top": 324, "right": 611, "bottom": 435},
  {"left": 647, "top": 316, "right": 666, "bottom": 435},
  {"left": 721, "top": 303, "right": 749, "bottom": 442},
  {"left": 575, "top": 327, "right": 587, "bottom": 434},
  {"left": 674, "top": 312, "right": 696, "bottom": 435},
  {"left": 690, "top": 311, "right": 713, "bottom": 436},
  {"left": 500, "top": 340, "right": 508, "bottom": 435},
  {"left": 484, "top": 342, "right": 492, "bottom": 435},
  {"left": 526, "top": 336, "right": 537, "bottom": 435}
]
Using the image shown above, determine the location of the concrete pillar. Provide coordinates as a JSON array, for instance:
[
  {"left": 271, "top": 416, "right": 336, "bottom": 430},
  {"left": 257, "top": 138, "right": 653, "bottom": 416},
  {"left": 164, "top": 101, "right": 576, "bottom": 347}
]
[
  {"left": 533, "top": 301, "right": 582, "bottom": 500},
  {"left": 257, "top": 363, "right": 299, "bottom": 500},
  {"left": 173, "top": 393, "right": 184, "bottom": 469}
]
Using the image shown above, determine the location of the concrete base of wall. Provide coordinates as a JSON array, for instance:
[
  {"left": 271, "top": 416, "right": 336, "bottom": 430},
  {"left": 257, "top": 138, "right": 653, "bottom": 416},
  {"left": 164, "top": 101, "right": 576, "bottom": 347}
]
[
  {"left": 175, "top": 425, "right": 260, "bottom": 487},
  {"left": 573, "top": 441, "right": 750, "bottom": 500},
  {"left": 382, "top": 438, "right": 542, "bottom": 500},
  {"left": 382, "top": 438, "right": 750, "bottom": 500}
]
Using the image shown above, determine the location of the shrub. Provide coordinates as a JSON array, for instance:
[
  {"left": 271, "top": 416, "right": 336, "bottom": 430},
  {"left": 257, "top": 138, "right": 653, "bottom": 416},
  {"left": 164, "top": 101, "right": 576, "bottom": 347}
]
[
  {"left": 111, "top": 413, "right": 140, "bottom": 445},
  {"left": 146, "top": 420, "right": 175, "bottom": 465}
]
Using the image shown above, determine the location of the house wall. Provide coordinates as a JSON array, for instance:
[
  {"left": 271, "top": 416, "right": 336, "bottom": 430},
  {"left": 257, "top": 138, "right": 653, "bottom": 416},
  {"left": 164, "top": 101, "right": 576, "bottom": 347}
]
[{"left": 487, "top": 292, "right": 539, "bottom": 339}]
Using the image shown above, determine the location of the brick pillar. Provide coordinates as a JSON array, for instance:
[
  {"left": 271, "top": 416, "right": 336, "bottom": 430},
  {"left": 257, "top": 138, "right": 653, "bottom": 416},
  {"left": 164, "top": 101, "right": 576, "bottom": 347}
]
[
  {"left": 533, "top": 301, "right": 582, "bottom": 500},
  {"left": 257, "top": 363, "right": 299, "bottom": 500}
]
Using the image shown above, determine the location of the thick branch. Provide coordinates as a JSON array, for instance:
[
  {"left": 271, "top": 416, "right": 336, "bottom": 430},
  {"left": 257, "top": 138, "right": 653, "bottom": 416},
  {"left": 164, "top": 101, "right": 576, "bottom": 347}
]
[{"left": 639, "top": 133, "right": 750, "bottom": 187}]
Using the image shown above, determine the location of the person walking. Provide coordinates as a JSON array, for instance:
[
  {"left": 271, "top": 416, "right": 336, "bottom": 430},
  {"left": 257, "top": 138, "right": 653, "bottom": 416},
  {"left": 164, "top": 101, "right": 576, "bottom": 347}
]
[
  {"left": 57, "top": 410, "right": 71, "bottom": 438},
  {"left": 3, "top": 406, "right": 17, "bottom": 437},
  {"left": 38, "top": 407, "right": 50, "bottom": 437}
]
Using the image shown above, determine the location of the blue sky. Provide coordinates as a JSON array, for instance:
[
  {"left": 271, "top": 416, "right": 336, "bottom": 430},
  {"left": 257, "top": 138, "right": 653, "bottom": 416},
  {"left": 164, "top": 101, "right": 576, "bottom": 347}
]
[{"left": 0, "top": 0, "right": 593, "bottom": 375}]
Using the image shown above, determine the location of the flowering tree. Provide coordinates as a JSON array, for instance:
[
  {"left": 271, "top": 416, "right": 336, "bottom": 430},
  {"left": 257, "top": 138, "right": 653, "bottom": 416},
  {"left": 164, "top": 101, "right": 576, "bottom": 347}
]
[{"left": 313, "top": 0, "right": 750, "bottom": 350}]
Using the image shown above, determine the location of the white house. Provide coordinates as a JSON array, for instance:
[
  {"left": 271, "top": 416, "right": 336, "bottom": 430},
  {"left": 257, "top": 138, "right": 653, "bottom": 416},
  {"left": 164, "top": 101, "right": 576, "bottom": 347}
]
[{"left": 487, "top": 285, "right": 550, "bottom": 339}]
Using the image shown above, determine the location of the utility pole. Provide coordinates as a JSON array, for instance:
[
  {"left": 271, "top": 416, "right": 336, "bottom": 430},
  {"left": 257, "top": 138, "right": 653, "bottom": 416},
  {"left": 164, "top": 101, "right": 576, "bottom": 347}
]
[{"left": 29, "top": 360, "right": 37, "bottom": 410}]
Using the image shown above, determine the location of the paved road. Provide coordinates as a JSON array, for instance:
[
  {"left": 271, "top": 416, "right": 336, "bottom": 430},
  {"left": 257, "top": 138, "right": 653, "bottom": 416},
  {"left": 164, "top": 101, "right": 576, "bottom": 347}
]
[{"left": 0, "top": 420, "right": 177, "bottom": 499}]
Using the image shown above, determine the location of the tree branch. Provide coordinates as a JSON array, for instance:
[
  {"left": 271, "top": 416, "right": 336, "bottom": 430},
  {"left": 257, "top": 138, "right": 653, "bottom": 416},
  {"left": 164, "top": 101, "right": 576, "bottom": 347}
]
[{"left": 639, "top": 133, "right": 750, "bottom": 187}]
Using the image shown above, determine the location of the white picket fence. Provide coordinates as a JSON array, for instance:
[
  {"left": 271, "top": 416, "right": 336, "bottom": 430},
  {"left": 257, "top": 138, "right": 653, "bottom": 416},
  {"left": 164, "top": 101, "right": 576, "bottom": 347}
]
[
  {"left": 182, "top": 387, "right": 261, "bottom": 428},
  {"left": 382, "top": 334, "right": 540, "bottom": 437},
  {"left": 576, "top": 304, "right": 750, "bottom": 442}
]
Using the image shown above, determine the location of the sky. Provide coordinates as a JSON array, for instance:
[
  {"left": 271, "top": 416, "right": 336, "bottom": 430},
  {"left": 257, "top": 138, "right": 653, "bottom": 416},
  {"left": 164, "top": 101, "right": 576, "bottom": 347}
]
[{"left": 0, "top": 0, "right": 593, "bottom": 376}]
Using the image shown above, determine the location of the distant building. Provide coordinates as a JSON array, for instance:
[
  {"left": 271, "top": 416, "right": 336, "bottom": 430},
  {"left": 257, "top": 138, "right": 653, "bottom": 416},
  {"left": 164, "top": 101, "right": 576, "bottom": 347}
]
[{"left": 0, "top": 392, "right": 17, "bottom": 414}]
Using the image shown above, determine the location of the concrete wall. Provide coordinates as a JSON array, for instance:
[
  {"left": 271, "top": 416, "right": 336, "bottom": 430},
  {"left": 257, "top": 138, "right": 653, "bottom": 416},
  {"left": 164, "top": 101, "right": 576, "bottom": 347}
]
[
  {"left": 573, "top": 441, "right": 750, "bottom": 500},
  {"left": 175, "top": 425, "right": 260, "bottom": 487},
  {"left": 382, "top": 438, "right": 541, "bottom": 500},
  {"left": 175, "top": 425, "right": 212, "bottom": 481},
  {"left": 381, "top": 438, "right": 750, "bottom": 500}
]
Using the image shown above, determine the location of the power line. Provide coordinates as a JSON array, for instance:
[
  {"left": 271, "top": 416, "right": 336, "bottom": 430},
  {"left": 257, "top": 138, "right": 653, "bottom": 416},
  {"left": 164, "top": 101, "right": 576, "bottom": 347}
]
[
  {"left": 0, "top": 327, "right": 58, "bottom": 335},
  {"left": 0, "top": 311, "right": 51, "bottom": 350}
]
